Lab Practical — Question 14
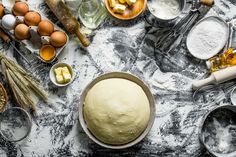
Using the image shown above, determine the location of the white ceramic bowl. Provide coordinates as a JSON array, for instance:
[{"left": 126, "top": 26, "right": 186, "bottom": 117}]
[
  {"left": 186, "top": 16, "right": 229, "bottom": 60},
  {"left": 49, "top": 62, "right": 74, "bottom": 87},
  {"left": 79, "top": 72, "right": 156, "bottom": 149}
]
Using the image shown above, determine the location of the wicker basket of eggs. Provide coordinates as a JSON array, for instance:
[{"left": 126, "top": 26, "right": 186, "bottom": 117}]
[{"left": 0, "top": 1, "right": 69, "bottom": 63}]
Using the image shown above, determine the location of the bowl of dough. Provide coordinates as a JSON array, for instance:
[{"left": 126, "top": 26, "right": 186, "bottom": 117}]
[{"left": 79, "top": 72, "right": 155, "bottom": 149}]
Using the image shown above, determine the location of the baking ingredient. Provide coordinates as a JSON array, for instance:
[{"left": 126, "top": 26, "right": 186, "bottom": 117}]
[
  {"left": 77, "top": 0, "right": 107, "bottom": 30},
  {"left": 54, "top": 66, "right": 72, "bottom": 84},
  {"left": 13, "top": 2, "right": 29, "bottom": 16},
  {"left": 108, "top": 0, "right": 116, "bottom": 7},
  {"left": 38, "top": 20, "right": 54, "bottom": 36},
  {"left": 126, "top": 0, "right": 136, "bottom": 6},
  {"left": 50, "top": 31, "right": 67, "bottom": 47},
  {"left": 187, "top": 18, "right": 228, "bottom": 60},
  {"left": 0, "top": 53, "right": 48, "bottom": 112},
  {"left": 24, "top": 11, "right": 41, "bottom": 26},
  {"left": 14, "top": 24, "right": 30, "bottom": 40},
  {"left": 206, "top": 48, "right": 236, "bottom": 72},
  {"left": 84, "top": 78, "right": 150, "bottom": 145},
  {"left": 148, "top": 0, "right": 181, "bottom": 19},
  {"left": 1, "top": 14, "right": 16, "bottom": 30},
  {"left": 39, "top": 45, "right": 55, "bottom": 61},
  {"left": 0, "top": 84, "right": 7, "bottom": 112},
  {"left": 202, "top": 108, "right": 236, "bottom": 154},
  {"left": 119, "top": 0, "right": 126, "bottom": 4},
  {"left": 114, "top": 4, "right": 126, "bottom": 14},
  {"left": 192, "top": 66, "right": 236, "bottom": 90},
  {"left": 0, "top": 4, "right": 4, "bottom": 18}
]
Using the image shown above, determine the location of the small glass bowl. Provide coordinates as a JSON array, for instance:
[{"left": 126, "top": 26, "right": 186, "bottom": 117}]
[{"left": 0, "top": 107, "right": 32, "bottom": 142}]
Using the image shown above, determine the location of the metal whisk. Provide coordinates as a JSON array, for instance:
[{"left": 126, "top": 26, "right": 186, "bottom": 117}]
[{"left": 155, "top": 0, "right": 214, "bottom": 54}]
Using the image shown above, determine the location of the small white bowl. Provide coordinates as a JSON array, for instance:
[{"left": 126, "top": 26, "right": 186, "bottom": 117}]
[{"left": 49, "top": 62, "right": 74, "bottom": 87}]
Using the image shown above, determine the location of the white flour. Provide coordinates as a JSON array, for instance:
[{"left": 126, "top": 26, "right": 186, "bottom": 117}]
[
  {"left": 187, "top": 18, "right": 228, "bottom": 60},
  {"left": 148, "top": 0, "right": 181, "bottom": 19}
]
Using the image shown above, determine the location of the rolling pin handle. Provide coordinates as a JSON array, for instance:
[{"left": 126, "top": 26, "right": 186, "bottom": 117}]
[
  {"left": 192, "top": 75, "right": 215, "bottom": 90},
  {"left": 200, "top": 0, "right": 214, "bottom": 7},
  {"left": 75, "top": 27, "right": 90, "bottom": 47},
  {"left": 0, "top": 28, "right": 11, "bottom": 43}
]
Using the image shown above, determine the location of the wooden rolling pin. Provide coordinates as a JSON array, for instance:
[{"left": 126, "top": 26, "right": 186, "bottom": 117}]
[
  {"left": 192, "top": 66, "right": 236, "bottom": 90},
  {"left": 45, "top": 0, "right": 90, "bottom": 47},
  {"left": 200, "top": 0, "right": 214, "bottom": 7}
]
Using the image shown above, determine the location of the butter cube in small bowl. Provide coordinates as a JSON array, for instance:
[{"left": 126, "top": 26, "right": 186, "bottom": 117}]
[{"left": 49, "top": 62, "right": 74, "bottom": 87}]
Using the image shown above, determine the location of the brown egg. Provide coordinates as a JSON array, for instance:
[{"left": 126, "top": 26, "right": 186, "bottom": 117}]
[
  {"left": 50, "top": 31, "right": 67, "bottom": 47},
  {"left": 13, "top": 2, "right": 29, "bottom": 16},
  {"left": 38, "top": 20, "right": 54, "bottom": 36},
  {"left": 0, "top": 4, "right": 4, "bottom": 18},
  {"left": 15, "top": 24, "right": 30, "bottom": 40},
  {"left": 24, "top": 11, "right": 41, "bottom": 26}
]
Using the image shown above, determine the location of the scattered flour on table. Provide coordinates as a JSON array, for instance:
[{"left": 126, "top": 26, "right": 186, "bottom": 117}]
[{"left": 187, "top": 18, "right": 227, "bottom": 59}]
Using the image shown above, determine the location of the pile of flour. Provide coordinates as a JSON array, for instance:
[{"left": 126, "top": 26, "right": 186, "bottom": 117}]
[
  {"left": 187, "top": 18, "right": 228, "bottom": 60},
  {"left": 148, "top": 0, "right": 181, "bottom": 19}
]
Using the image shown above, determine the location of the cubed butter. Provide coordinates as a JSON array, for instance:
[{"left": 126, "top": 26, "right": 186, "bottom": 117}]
[
  {"left": 108, "top": 0, "right": 116, "bottom": 8},
  {"left": 126, "top": 0, "right": 136, "bottom": 6},
  {"left": 114, "top": 4, "right": 126, "bottom": 14},
  {"left": 56, "top": 75, "right": 64, "bottom": 84},
  {"left": 119, "top": 0, "right": 126, "bottom": 4},
  {"left": 63, "top": 73, "right": 72, "bottom": 83},
  {"left": 61, "top": 67, "right": 70, "bottom": 74},
  {"left": 54, "top": 67, "right": 63, "bottom": 75}
]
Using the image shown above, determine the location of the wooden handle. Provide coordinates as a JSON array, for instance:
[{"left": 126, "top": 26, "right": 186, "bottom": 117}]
[
  {"left": 0, "top": 28, "right": 10, "bottom": 43},
  {"left": 75, "top": 26, "right": 90, "bottom": 47},
  {"left": 200, "top": 0, "right": 214, "bottom": 7}
]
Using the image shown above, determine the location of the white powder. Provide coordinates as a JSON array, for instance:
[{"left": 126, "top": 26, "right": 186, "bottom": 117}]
[
  {"left": 148, "top": 0, "right": 181, "bottom": 19},
  {"left": 187, "top": 18, "right": 228, "bottom": 60}
]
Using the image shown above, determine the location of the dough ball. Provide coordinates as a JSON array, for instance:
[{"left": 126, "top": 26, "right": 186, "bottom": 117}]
[{"left": 84, "top": 78, "right": 150, "bottom": 145}]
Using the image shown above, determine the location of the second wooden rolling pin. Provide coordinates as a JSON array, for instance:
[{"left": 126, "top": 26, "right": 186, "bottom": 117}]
[
  {"left": 45, "top": 0, "right": 90, "bottom": 47},
  {"left": 192, "top": 66, "right": 236, "bottom": 90}
]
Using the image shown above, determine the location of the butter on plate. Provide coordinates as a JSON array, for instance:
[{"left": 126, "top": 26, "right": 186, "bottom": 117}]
[
  {"left": 54, "top": 66, "right": 72, "bottom": 84},
  {"left": 126, "top": 0, "right": 136, "bottom": 5},
  {"left": 114, "top": 4, "right": 126, "bottom": 14}
]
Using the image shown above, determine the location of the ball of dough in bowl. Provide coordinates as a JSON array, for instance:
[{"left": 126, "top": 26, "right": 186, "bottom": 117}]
[{"left": 84, "top": 78, "right": 150, "bottom": 145}]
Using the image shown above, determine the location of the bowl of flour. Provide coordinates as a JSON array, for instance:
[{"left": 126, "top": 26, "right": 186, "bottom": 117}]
[
  {"left": 187, "top": 16, "right": 229, "bottom": 60},
  {"left": 147, "top": 0, "right": 185, "bottom": 22}
]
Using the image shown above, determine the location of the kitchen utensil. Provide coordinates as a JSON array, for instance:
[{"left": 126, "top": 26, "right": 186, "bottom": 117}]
[
  {"left": 0, "top": 107, "right": 32, "bottom": 142},
  {"left": 186, "top": 16, "right": 229, "bottom": 60},
  {"left": 105, "top": 0, "right": 146, "bottom": 20},
  {"left": 155, "top": 0, "right": 214, "bottom": 54},
  {"left": 199, "top": 105, "right": 236, "bottom": 157},
  {"left": 79, "top": 72, "right": 155, "bottom": 149},
  {"left": 0, "top": 83, "right": 7, "bottom": 113},
  {"left": 192, "top": 66, "right": 236, "bottom": 90},
  {"left": 49, "top": 62, "right": 74, "bottom": 87},
  {"left": 0, "top": 28, "right": 31, "bottom": 64},
  {"left": 45, "top": 0, "right": 90, "bottom": 47}
]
